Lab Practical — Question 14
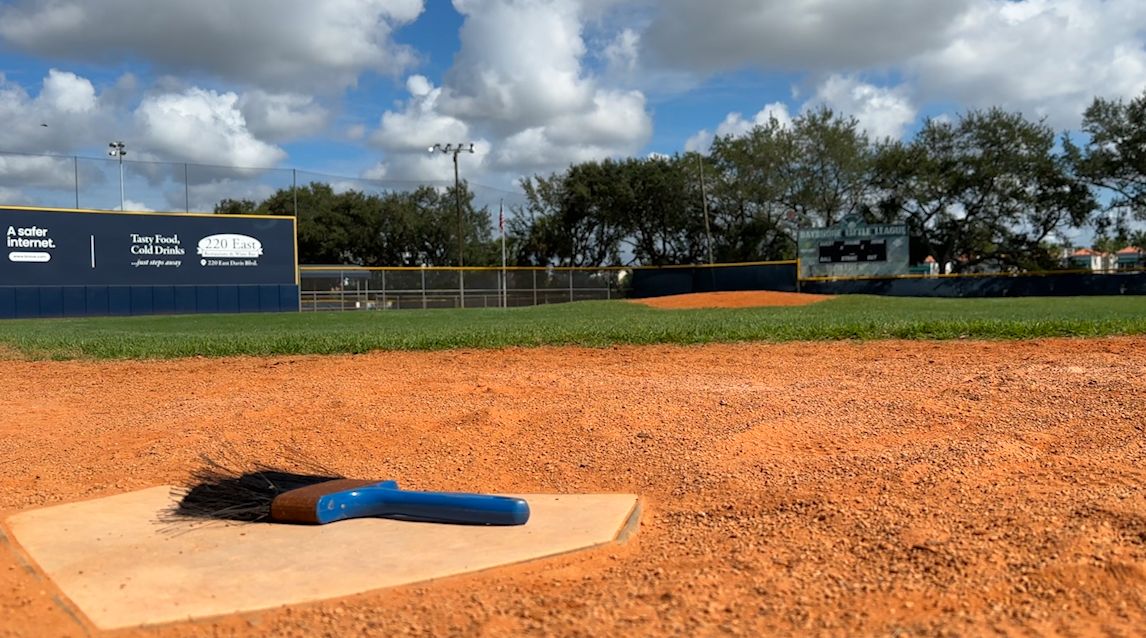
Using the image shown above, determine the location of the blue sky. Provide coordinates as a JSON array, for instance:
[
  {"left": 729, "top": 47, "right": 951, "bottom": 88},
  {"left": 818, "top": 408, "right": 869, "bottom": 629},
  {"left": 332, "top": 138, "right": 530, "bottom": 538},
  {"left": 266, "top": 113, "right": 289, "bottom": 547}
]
[{"left": 1, "top": 0, "right": 1145, "bottom": 237}]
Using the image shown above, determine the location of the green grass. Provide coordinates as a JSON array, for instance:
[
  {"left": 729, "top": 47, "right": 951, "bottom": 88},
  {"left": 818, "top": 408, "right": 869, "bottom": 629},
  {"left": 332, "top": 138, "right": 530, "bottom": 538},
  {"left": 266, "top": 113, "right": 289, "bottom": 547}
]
[{"left": 1, "top": 295, "right": 1144, "bottom": 360}]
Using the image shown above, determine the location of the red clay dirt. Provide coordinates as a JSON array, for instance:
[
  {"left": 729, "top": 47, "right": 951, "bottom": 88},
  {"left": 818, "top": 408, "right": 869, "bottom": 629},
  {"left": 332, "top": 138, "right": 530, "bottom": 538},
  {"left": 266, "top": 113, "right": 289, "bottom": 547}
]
[
  {"left": 631, "top": 290, "right": 833, "bottom": 309},
  {"left": 1, "top": 336, "right": 1145, "bottom": 637}
]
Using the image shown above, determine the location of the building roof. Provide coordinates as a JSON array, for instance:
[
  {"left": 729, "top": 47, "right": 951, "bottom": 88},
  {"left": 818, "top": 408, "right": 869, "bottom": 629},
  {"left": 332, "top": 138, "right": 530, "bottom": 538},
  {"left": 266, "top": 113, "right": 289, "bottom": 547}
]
[{"left": 1116, "top": 246, "right": 1142, "bottom": 255}]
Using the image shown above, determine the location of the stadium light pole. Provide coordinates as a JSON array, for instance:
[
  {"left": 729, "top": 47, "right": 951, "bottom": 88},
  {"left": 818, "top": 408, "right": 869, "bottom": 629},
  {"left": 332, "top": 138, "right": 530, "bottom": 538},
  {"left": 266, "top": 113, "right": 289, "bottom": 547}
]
[
  {"left": 429, "top": 142, "right": 475, "bottom": 307},
  {"left": 107, "top": 141, "right": 127, "bottom": 210}
]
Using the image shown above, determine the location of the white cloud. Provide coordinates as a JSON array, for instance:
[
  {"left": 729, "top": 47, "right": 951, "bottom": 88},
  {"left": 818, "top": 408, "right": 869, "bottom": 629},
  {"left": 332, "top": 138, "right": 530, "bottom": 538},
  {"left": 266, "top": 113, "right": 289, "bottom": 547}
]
[
  {"left": 603, "top": 28, "right": 641, "bottom": 76},
  {"left": 122, "top": 199, "right": 152, "bottom": 212},
  {"left": 0, "top": 70, "right": 114, "bottom": 154},
  {"left": 0, "top": 0, "right": 425, "bottom": 91},
  {"left": 134, "top": 88, "right": 287, "bottom": 168},
  {"left": 369, "top": 0, "right": 653, "bottom": 182},
  {"left": 38, "top": 69, "right": 97, "bottom": 113},
  {"left": 810, "top": 75, "right": 916, "bottom": 141},
  {"left": 685, "top": 102, "right": 792, "bottom": 152},
  {"left": 238, "top": 91, "right": 329, "bottom": 141},
  {"left": 909, "top": 0, "right": 1146, "bottom": 128},
  {"left": 440, "top": 0, "right": 594, "bottom": 131},
  {"left": 683, "top": 76, "right": 916, "bottom": 151},
  {"left": 0, "top": 154, "right": 77, "bottom": 190},
  {"left": 642, "top": 0, "right": 973, "bottom": 73},
  {"left": 370, "top": 76, "right": 471, "bottom": 153}
]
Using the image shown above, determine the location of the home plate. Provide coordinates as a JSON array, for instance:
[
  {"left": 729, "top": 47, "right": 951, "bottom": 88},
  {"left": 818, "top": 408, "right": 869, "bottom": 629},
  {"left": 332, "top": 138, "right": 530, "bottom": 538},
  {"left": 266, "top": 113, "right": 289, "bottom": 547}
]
[{"left": 4, "top": 486, "right": 641, "bottom": 630}]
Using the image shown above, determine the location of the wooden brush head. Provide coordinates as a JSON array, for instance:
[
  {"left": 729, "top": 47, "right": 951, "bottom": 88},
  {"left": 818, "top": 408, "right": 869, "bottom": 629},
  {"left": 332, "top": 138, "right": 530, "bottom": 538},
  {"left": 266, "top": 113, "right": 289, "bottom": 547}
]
[{"left": 269, "top": 479, "right": 383, "bottom": 524}]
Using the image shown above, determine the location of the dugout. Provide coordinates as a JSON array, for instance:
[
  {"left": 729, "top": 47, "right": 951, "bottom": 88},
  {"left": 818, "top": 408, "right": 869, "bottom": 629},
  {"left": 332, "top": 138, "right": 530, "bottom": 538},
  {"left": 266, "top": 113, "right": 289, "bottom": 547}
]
[{"left": 1, "top": 206, "right": 299, "bottom": 318}]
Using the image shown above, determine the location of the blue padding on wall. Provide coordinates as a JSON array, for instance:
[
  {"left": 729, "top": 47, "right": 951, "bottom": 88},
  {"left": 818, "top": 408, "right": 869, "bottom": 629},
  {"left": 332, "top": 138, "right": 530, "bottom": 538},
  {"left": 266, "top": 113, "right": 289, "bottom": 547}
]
[
  {"left": 1, "top": 284, "right": 302, "bottom": 319},
  {"left": 280, "top": 284, "right": 299, "bottom": 311},
  {"left": 86, "top": 287, "right": 109, "bottom": 316},
  {"left": 107, "top": 286, "right": 132, "bottom": 316},
  {"left": 38, "top": 287, "right": 64, "bottom": 317},
  {"left": 217, "top": 286, "right": 239, "bottom": 313},
  {"left": 196, "top": 286, "right": 219, "bottom": 313},
  {"left": 130, "top": 287, "right": 154, "bottom": 315},
  {"left": 14, "top": 288, "right": 39, "bottom": 318},
  {"left": 259, "top": 285, "right": 280, "bottom": 312},
  {"left": 152, "top": 286, "right": 175, "bottom": 314},
  {"left": 62, "top": 287, "right": 87, "bottom": 317},
  {"left": 238, "top": 285, "right": 261, "bottom": 313},
  {"left": 174, "top": 287, "right": 197, "bottom": 314},
  {"left": 0, "top": 287, "right": 16, "bottom": 319}
]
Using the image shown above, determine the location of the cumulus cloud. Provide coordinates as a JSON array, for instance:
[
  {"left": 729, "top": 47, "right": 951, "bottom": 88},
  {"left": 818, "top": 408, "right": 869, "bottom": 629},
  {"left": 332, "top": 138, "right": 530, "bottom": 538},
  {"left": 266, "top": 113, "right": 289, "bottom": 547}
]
[
  {"left": 369, "top": 0, "right": 653, "bottom": 181},
  {"left": 649, "top": 0, "right": 1146, "bottom": 135},
  {"left": 238, "top": 91, "right": 329, "bottom": 141},
  {"left": 134, "top": 88, "right": 287, "bottom": 168},
  {"left": 810, "top": 75, "right": 916, "bottom": 141},
  {"left": 642, "top": 0, "right": 972, "bottom": 73},
  {"left": 0, "top": 70, "right": 113, "bottom": 154},
  {"left": 908, "top": 0, "right": 1146, "bottom": 128},
  {"left": 0, "top": 0, "right": 425, "bottom": 91},
  {"left": 370, "top": 75, "right": 472, "bottom": 153},
  {"left": 685, "top": 102, "right": 792, "bottom": 152},
  {"left": 683, "top": 74, "right": 915, "bottom": 151}
]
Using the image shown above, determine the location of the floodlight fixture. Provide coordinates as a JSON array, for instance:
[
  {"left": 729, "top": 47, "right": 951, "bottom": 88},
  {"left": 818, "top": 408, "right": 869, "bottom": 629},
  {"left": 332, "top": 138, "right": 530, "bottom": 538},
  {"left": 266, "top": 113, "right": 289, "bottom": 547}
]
[{"left": 107, "top": 141, "right": 127, "bottom": 210}]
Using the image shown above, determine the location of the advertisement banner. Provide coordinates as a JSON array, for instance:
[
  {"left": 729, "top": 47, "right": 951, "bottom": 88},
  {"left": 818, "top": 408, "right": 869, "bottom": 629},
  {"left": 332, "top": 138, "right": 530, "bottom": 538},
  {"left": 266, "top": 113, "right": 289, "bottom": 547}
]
[{"left": 1, "top": 207, "right": 297, "bottom": 286}]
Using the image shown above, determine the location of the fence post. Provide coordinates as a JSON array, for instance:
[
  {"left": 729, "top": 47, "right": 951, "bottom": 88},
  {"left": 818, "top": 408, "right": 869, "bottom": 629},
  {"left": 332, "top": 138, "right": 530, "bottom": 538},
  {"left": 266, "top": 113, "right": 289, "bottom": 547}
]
[
  {"left": 184, "top": 163, "right": 190, "bottom": 212},
  {"left": 533, "top": 270, "right": 538, "bottom": 306},
  {"left": 421, "top": 268, "right": 427, "bottom": 309},
  {"left": 381, "top": 270, "right": 386, "bottom": 310},
  {"left": 73, "top": 156, "right": 80, "bottom": 209},
  {"left": 569, "top": 269, "right": 574, "bottom": 302}
]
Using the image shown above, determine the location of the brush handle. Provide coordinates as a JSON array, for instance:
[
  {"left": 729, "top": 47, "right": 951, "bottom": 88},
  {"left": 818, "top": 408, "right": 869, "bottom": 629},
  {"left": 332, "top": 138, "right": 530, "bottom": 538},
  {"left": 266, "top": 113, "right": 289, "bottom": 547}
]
[{"left": 313, "top": 487, "right": 530, "bottom": 526}]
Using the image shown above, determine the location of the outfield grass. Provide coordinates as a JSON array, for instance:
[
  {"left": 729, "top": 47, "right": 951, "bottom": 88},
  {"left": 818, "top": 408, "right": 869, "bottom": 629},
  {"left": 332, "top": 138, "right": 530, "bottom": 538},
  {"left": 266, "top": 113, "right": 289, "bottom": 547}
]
[{"left": 0, "top": 295, "right": 1144, "bottom": 360}]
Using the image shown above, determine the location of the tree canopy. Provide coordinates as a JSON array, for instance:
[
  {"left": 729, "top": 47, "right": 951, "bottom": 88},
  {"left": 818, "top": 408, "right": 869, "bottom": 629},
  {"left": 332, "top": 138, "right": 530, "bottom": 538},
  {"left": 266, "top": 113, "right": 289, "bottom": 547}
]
[{"left": 217, "top": 91, "right": 1146, "bottom": 271}]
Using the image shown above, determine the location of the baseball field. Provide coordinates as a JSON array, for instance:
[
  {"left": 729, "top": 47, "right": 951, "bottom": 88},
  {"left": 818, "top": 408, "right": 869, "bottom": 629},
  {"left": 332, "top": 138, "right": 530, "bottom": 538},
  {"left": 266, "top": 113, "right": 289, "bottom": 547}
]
[{"left": 1, "top": 292, "right": 1144, "bottom": 636}]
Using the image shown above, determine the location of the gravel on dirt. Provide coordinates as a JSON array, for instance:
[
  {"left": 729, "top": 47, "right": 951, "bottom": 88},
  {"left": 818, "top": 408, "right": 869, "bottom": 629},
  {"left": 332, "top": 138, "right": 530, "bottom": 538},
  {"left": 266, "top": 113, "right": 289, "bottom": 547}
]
[{"left": 1, "top": 335, "right": 1144, "bottom": 636}]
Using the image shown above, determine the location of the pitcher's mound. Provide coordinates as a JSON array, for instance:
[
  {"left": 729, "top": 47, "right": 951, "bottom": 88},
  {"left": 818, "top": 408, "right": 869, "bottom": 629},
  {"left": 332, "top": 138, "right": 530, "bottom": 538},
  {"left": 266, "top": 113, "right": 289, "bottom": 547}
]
[{"left": 630, "top": 291, "right": 833, "bottom": 309}]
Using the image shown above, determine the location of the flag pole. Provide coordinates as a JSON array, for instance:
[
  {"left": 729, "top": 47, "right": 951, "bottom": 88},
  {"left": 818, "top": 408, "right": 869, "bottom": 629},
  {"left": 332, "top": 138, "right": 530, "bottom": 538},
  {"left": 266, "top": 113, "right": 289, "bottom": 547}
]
[{"left": 500, "top": 199, "right": 508, "bottom": 308}]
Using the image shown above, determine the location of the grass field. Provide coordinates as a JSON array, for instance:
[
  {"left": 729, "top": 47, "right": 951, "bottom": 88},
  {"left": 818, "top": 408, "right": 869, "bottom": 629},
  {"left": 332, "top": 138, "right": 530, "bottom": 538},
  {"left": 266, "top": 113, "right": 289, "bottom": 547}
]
[{"left": 1, "top": 295, "right": 1144, "bottom": 360}]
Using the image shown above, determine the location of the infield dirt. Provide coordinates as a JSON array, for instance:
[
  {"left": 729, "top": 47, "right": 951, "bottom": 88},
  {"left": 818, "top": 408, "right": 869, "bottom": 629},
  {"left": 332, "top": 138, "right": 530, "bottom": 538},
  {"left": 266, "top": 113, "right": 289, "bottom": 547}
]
[{"left": 1, "top": 312, "right": 1144, "bottom": 636}]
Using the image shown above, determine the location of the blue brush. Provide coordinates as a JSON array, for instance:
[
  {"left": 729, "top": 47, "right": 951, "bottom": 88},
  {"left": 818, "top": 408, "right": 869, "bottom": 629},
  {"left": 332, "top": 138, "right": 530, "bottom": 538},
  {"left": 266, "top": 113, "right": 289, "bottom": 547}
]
[{"left": 170, "top": 463, "right": 530, "bottom": 526}]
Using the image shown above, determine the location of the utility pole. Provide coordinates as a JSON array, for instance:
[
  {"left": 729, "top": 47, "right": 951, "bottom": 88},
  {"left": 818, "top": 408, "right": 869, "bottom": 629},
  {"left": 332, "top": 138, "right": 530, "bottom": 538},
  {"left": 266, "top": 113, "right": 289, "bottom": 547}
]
[
  {"left": 697, "top": 153, "right": 714, "bottom": 265},
  {"left": 430, "top": 143, "right": 476, "bottom": 307}
]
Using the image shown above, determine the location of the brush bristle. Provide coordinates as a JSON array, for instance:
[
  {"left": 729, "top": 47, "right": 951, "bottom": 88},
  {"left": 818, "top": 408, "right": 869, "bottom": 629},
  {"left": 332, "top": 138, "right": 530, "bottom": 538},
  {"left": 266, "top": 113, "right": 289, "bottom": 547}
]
[{"left": 166, "top": 455, "right": 344, "bottom": 522}]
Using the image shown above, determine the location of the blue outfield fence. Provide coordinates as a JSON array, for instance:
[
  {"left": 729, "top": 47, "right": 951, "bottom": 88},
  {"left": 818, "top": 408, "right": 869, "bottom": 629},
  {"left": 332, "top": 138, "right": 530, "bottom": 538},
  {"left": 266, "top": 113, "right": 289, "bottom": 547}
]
[
  {"left": 799, "top": 271, "right": 1146, "bottom": 297},
  {"left": 627, "top": 261, "right": 1146, "bottom": 299},
  {"left": 628, "top": 262, "right": 798, "bottom": 298}
]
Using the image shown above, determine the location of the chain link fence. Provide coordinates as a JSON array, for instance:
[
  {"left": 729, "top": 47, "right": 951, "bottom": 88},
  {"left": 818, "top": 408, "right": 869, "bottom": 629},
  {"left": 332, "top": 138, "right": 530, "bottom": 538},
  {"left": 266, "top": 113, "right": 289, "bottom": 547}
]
[
  {"left": 0, "top": 150, "right": 527, "bottom": 214},
  {"left": 300, "top": 267, "right": 625, "bottom": 311}
]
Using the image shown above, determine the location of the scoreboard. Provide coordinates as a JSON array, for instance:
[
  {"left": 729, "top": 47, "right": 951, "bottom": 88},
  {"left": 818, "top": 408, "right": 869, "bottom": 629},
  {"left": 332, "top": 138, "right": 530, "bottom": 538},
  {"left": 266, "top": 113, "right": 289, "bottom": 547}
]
[{"left": 798, "top": 217, "right": 908, "bottom": 279}]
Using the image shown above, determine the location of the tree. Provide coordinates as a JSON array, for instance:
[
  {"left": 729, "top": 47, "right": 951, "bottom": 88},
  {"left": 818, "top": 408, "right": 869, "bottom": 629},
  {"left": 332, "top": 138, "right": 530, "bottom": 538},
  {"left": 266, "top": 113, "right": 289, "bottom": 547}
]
[
  {"left": 874, "top": 109, "right": 1095, "bottom": 272},
  {"left": 514, "top": 167, "right": 627, "bottom": 267},
  {"left": 705, "top": 107, "right": 874, "bottom": 262},
  {"left": 785, "top": 106, "right": 875, "bottom": 228},
  {"left": 706, "top": 117, "right": 800, "bottom": 262},
  {"left": 213, "top": 198, "right": 257, "bottom": 215},
  {"left": 1065, "top": 90, "right": 1146, "bottom": 226},
  {"left": 214, "top": 181, "right": 495, "bottom": 267}
]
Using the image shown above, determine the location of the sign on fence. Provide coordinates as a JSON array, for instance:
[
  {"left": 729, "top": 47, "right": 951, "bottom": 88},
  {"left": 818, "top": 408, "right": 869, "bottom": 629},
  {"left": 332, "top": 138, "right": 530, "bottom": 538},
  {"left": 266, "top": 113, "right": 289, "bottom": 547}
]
[{"left": 1, "top": 207, "right": 297, "bottom": 286}]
